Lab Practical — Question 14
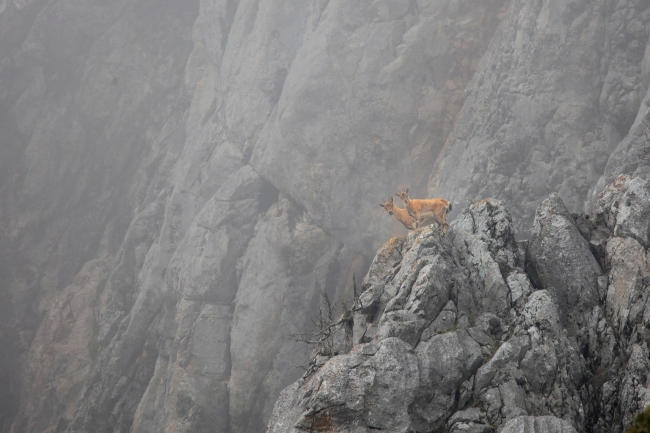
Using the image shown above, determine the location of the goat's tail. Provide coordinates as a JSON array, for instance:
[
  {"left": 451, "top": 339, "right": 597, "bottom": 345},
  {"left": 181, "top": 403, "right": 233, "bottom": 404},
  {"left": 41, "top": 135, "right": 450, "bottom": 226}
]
[{"left": 446, "top": 202, "right": 453, "bottom": 214}]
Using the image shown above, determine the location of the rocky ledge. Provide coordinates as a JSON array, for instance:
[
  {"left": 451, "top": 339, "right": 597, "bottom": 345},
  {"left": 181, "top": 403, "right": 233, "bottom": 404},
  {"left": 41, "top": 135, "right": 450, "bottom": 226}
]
[{"left": 266, "top": 175, "right": 650, "bottom": 433}]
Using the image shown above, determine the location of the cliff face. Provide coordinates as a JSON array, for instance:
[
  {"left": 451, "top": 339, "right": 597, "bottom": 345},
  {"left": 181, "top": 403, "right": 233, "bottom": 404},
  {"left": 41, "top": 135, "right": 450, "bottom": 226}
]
[
  {"left": 268, "top": 175, "right": 650, "bottom": 433},
  {"left": 1, "top": 0, "right": 650, "bottom": 433},
  {"left": 431, "top": 0, "right": 650, "bottom": 234}
]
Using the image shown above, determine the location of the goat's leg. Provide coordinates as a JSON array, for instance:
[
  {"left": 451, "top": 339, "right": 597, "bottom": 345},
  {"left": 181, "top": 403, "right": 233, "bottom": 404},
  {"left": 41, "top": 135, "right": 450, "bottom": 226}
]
[
  {"left": 419, "top": 212, "right": 449, "bottom": 235},
  {"left": 417, "top": 211, "right": 438, "bottom": 228}
]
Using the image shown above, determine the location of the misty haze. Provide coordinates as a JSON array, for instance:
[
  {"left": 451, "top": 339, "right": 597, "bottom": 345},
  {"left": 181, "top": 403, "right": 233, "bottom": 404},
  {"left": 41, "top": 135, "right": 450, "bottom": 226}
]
[{"left": 1, "top": 1, "right": 650, "bottom": 433}]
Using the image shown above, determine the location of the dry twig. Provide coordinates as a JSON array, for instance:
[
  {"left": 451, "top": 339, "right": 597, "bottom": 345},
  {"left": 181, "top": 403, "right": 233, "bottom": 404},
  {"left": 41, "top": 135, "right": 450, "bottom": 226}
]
[{"left": 292, "top": 274, "right": 363, "bottom": 377}]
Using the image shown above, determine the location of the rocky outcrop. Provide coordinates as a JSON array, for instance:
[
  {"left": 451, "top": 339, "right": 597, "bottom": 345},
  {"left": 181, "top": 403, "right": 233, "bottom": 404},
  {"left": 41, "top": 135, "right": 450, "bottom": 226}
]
[{"left": 267, "top": 175, "right": 650, "bottom": 433}]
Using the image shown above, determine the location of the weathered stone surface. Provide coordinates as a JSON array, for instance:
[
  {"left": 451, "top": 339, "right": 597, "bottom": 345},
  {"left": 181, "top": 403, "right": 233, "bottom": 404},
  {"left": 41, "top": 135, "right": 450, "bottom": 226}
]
[
  {"left": 431, "top": 0, "right": 650, "bottom": 235},
  {"left": 596, "top": 175, "right": 650, "bottom": 248},
  {"left": 250, "top": 0, "right": 510, "bottom": 253},
  {"left": 507, "top": 272, "right": 533, "bottom": 308},
  {"left": 451, "top": 199, "right": 524, "bottom": 323},
  {"left": 475, "top": 335, "right": 530, "bottom": 391},
  {"left": 421, "top": 299, "right": 457, "bottom": 339},
  {"left": 529, "top": 193, "right": 603, "bottom": 331},
  {"left": 376, "top": 310, "right": 427, "bottom": 348},
  {"left": 501, "top": 416, "right": 578, "bottom": 433},
  {"left": 605, "top": 236, "right": 649, "bottom": 332},
  {"left": 594, "top": 94, "right": 650, "bottom": 198},
  {"left": 268, "top": 176, "right": 650, "bottom": 433},
  {"left": 268, "top": 198, "right": 533, "bottom": 432},
  {"left": 9, "top": 259, "right": 110, "bottom": 433},
  {"left": 412, "top": 329, "right": 483, "bottom": 432},
  {"left": 267, "top": 338, "right": 419, "bottom": 433}
]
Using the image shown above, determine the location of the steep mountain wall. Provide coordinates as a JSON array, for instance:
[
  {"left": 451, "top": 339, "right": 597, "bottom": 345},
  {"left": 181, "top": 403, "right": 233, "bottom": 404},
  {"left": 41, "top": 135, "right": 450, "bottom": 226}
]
[
  {"left": 0, "top": 0, "right": 649, "bottom": 432},
  {"left": 268, "top": 175, "right": 650, "bottom": 433},
  {"left": 431, "top": 0, "right": 650, "bottom": 233}
]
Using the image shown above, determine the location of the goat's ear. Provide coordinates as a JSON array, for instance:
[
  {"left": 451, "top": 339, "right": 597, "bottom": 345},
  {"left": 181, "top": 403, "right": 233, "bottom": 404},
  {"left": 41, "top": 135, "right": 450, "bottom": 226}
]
[
  {"left": 389, "top": 195, "right": 393, "bottom": 203},
  {"left": 379, "top": 203, "right": 386, "bottom": 208}
]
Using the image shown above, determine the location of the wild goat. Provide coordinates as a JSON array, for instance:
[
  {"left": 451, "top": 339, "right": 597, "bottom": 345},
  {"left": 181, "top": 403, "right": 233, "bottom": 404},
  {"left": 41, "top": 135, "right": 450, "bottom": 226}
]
[
  {"left": 396, "top": 188, "right": 452, "bottom": 234},
  {"left": 379, "top": 195, "right": 417, "bottom": 230}
]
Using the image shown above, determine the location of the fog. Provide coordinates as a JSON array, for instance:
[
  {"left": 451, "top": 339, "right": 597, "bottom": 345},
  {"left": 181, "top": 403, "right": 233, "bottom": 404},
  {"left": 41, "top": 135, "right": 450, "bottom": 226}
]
[{"left": 1, "top": 0, "right": 649, "bottom": 432}]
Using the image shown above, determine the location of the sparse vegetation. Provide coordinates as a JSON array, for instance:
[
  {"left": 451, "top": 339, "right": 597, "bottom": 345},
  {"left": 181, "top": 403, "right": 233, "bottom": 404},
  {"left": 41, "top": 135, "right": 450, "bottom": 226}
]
[
  {"left": 292, "top": 275, "right": 363, "bottom": 377},
  {"left": 625, "top": 406, "right": 650, "bottom": 433}
]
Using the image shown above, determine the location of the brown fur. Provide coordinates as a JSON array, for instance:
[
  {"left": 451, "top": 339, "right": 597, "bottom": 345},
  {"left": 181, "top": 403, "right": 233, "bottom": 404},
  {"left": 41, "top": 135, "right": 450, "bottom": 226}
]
[
  {"left": 379, "top": 195, "right": 417, "bottom": 230},
  {"left": 396, "top": 188, "right": 452, "bottom": 234}
]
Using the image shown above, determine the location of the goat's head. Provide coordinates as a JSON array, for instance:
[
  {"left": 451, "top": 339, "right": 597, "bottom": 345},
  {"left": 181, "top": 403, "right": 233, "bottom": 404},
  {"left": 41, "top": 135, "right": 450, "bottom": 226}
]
[{"left": 379, "top": 194, "right": 395, "bottom": 215}]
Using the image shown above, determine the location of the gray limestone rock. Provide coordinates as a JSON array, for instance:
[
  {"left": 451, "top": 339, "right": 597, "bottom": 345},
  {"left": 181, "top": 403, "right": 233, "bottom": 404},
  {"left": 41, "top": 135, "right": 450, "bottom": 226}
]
[
  {"left": 448, "top": 412, "right": 491, "bottom": 433},
  {"left": 507, "top": 273, "right": 534, "bottom": 309},
  {"left": 431, "top": 0, "right": 650, "bottom": 236},
  {"left": 268, "top": 176, "right": 650, "bottom": 433},
  {"left": 421, "top": 299, "right": 457, "bottom": 340},
  {"left": 475, "top": 335, "right": 530, "bottom": 391},
  {"left": 376, "top": 310, "right": 427, "bottom": 348},
  {"left": 501, "top": 416, "right": 578, "bottom": 433},
  {"left": 412, "top": 329, "right": 483, "bottom": 432},
  {"left": 596, "top": 175, "right": 650, "bottom": 248},
  {"left": 268, "top": 338, "right": 419, "bottom": 433},
  {"left": 529, "top": 193, "right": 603, "bottom": 331},
  {"left": 520, "top": 291, "right": 562, "bottom": 335},
  {"left": 267, "top": 198, "right": 537, "bottom": 433},
  {"left": 605, "top": 236, "right": 650, "bottom": 333}
]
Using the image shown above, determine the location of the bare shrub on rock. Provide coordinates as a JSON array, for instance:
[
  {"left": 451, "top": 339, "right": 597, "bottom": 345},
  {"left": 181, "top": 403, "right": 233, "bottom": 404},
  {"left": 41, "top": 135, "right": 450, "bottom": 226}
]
[{"left": 292, "top": 276, "right": 361, "bottom": 377}]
